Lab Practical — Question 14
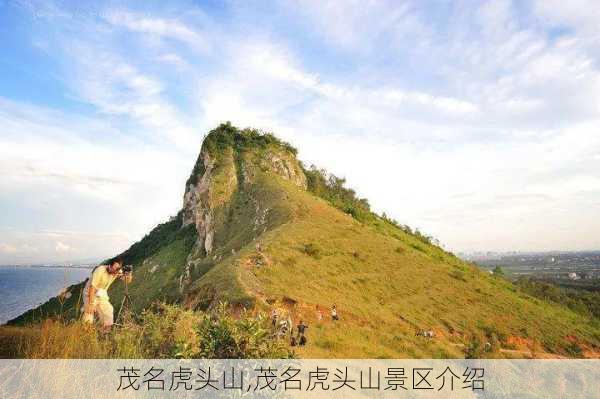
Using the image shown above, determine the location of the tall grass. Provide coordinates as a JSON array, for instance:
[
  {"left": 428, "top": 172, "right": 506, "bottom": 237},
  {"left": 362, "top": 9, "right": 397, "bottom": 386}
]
[{"left": 0, "top": 303, "right": 293, "bottom": 359}]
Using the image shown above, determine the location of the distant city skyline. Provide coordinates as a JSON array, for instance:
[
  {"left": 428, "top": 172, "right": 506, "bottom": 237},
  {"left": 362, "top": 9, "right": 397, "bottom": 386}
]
[{"left": 1, "top": 0, "right": 600, "bottom": 264}]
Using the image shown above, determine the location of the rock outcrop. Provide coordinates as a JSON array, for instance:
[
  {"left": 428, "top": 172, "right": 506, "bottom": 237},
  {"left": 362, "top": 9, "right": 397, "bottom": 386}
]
[{"left": 181, "top": 123, "right": 306, "bottom": 257}]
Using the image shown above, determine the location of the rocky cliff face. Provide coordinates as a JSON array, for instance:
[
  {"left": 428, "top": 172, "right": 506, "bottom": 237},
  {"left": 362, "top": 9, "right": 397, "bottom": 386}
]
[{"left": 182, "top": 124, "right": 306, "bottom": 257}]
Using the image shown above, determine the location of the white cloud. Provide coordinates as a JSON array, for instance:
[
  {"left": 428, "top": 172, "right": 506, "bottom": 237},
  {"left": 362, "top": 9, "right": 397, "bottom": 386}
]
[
  {"left": 158, "top": 53, "right": 189, "bottom": 69},
  {"left": 533, "top": 0, "right": 600, "bottom": 35},
  {"left": 287, "top": 0, "right": 428, "bottom": 53},
  {"left": 0, "top": 96, "right": 194, "bottom": 263},
  {"left": 64, "top": 47, "right": 200, "bottom": 150},
  {"left": 104, "top": 9, "right": 210, "bottom": 52},
  {"left": 55, "top": 241, "right": 72, "bottom": 253}
]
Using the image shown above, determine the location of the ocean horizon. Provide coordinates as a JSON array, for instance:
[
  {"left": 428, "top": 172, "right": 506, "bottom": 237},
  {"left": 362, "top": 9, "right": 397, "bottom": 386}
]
[{"left": 0, "top": 266, "right": 92, "bottom": 324}]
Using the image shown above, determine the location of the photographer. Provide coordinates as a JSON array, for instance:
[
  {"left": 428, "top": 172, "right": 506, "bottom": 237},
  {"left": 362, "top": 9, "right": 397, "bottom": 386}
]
[{"left": 82, "top": 258, "right": 132, "bottom": 332}]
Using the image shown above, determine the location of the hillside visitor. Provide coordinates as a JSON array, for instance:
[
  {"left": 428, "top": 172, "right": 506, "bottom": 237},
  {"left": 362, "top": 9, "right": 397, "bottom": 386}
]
[
  {"left": 299, "top": 334, "right": 307, "bottom": 346},
  {"left": 271, "top": 309, "right": 278, "bottom": 327},
  {"left": 331, "top": 304, "right": 339, "bottom": 321},
  {"left": 297, "top": 320, "right": 308, "bottom": 338},
  {"left": 278, "top": 318, "right": 290, "bottom": 339},
  {"left": 416, "top": 330, "right": 435, "bottom": 338},
  {"left": 82, "top": 259, "right": 133, "bottom": 333}
]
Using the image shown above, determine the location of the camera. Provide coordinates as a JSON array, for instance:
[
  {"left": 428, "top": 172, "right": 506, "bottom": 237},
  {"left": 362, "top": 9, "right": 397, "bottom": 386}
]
[{"left": 122, "top": 264, "right": 133, "bottom": 274}]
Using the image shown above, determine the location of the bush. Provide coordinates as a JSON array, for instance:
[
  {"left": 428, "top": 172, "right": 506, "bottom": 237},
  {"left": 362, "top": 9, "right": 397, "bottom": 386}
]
[
  {"left": 516, "top": 278, "right": 600, "bottom": 319},
  {"left": 564, "top": 341, "right": 584, "bottom": 358},
  {"left": 450, "top": 270, "right": 466, "bottom": 282},
  {"left": 196, "top": 303, "right": 290, "bottom": 358},
  {"left": 5, "top": 303, "right": 293, "bottom": 359},
  {"left": 464, "top": 336, "right": 485, "bottom": 359},
  {"left": 302, "top": 243, "right": 322, "bottom": 259},
  {"left": 303, "top": 165, "right": 372, "bottom": 222}
]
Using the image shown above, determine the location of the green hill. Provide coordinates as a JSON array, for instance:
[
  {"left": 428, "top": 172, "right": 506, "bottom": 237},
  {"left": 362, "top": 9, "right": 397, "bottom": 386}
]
[{"left": 6, "top": 123, "right": 599, "bottom": 358}]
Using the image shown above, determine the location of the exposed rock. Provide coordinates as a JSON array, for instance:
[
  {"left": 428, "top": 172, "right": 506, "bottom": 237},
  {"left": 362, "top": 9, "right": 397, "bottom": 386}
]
[
  {"left": 181, "top": 126, "right": 307, "bottom": 259},
  {"left": 179, "top": 260, "right": 195, "bottom": 293},
  {"left": 261, "top": 152, "right": 307, "bottom": 189},
  {"left": 182, "top": 149, "right": 236, "bottom": 255}
]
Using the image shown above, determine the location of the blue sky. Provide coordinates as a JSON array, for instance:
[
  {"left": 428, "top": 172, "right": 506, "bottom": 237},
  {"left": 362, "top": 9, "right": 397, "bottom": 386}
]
[{"left": 1, "top": 0, "right": 600, "bottom": 264}]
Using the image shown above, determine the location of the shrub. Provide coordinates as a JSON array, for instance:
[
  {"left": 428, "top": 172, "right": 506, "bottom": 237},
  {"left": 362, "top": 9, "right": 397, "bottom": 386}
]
[
  {"left": 5, "top": 303, "right": 293, "bottom": 359},
  {"left": 450, "top": 270, "right": 466, "bottom": 282},
  {"left": 196, "top": 303, "right": 290, "bottom": 359},
  {"left": 132, "top": 303, "right": 202, "bottom": 358},
  {"left": 303, "top": 165, "right": 372, "bottom": 222},
  {"left": 516, "top": 278, "right": 600, "bottom": 319},
  {"left": 564, "top": 341, "right": 584, "bottom": 358},
  {"left": 302, "top": 243, "right": 322, "bottom": 259},
  {"left": 464, "top": 335, "right": 485, "bottom": 359}
]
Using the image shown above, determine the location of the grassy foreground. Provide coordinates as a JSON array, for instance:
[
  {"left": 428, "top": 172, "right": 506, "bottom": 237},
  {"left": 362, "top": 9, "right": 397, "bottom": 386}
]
[{"left": 0, "top": 303, "right": 291, "bottom": 359}]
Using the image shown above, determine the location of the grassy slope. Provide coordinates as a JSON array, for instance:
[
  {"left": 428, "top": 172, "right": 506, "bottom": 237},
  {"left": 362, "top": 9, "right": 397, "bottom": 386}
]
[{"left": 229, "top": 175, "right": 599, "bottom": 358}]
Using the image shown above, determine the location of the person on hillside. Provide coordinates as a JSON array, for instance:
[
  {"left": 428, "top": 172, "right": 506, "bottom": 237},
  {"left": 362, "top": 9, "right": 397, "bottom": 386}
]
[
  {"left": 331, "top": 304, "right": 339, "bottom": 321},
  {"left": 278, "top": 318, "right": 290, "bottom": 339},
  {"left": 82, "top": 258, "right": 132, "bottom": 333},
  {"left": 297, "top": 320, "right": 308, "bottom": 339},
  {"left": 271, "top": 309, "right": 278, "bottom": 328},
  {"left": 299, "top": 334, "right": 307, "bottom": 346}
]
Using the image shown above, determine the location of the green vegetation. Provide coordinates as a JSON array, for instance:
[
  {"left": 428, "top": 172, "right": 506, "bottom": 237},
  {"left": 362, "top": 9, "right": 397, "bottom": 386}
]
[
  {"left": 0, "top": 303, "right": 291, "bottom": 359},
  {"left": 304, "top": 165, "right": 372, "bottom": 223},
  {"left": 516, "top": 278, "right": 600, "bottom": 319},
  {"left": 203, "top": 122, "right": 297, "bottom": 155},
  {"left": 187, "top": 122, "right": 298, "bottom": 186},
  {"left": 113, "top": 212, "right": 189, "bottom": 266},
  {"left": 302, "top": 243, "right": 322, "bottom": 259}
]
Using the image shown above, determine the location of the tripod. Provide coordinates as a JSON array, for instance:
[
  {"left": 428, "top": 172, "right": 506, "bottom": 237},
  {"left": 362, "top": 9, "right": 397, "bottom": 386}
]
[{"left": 116, "top": 278, "right": 133, "bottom": 325}]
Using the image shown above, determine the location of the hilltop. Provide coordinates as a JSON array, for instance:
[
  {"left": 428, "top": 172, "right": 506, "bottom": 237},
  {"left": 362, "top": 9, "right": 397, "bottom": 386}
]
[{"left": 4, "top": 123, "right": 600, "bottom": 358}]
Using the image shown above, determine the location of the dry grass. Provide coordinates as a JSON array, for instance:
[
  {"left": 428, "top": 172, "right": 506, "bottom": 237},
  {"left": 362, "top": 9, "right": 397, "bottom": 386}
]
[
  {"left": 0, "top": 303, "right": 292, "bottom": 359},
  {"left": 234, "top": 177, "right": 600, "bottom": 358}
]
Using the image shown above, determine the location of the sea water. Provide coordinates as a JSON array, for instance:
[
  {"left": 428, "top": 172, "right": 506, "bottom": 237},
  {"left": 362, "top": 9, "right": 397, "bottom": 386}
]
[{"left": 0, "top": 266, "right": 91, "bottom": 324}]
